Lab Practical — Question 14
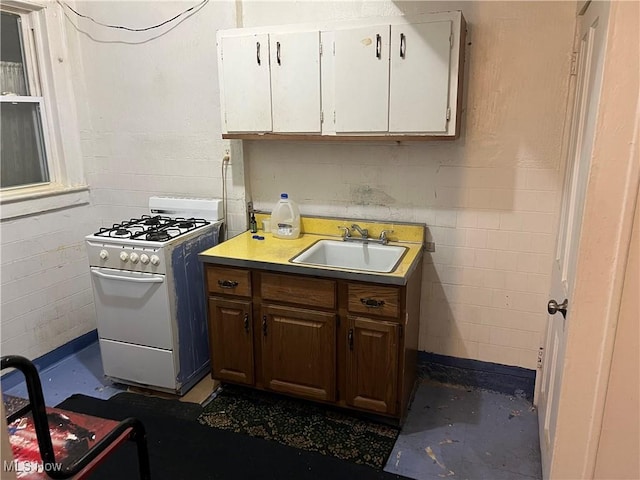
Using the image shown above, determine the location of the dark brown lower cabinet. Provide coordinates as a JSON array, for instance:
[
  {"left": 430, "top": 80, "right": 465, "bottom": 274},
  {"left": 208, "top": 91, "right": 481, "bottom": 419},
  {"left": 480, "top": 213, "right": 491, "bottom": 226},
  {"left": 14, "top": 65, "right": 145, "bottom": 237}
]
[
  {"left": 208, "top": 297, "right": 254, "bottom": 385},
  {"left": 345, "top": 316, "right": 399, "bottom": 415},
  {"left": 205, "top": 261, "right": 422, "bottom": 422},
  {"left": 261, "top": 304, "right": 336, "bottom": 402}
]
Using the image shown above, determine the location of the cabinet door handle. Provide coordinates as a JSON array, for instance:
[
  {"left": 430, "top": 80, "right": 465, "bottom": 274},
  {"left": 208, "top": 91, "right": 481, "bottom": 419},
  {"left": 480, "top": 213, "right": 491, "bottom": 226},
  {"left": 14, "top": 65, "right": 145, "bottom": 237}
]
[
  {"left": 375, "top": 34, "right": 382, "bottom": 59},
  {"left": 276, "top": 41, "right": 281, "bottom": 65},
  {"left": 256, "top": 41, "right": 261, "bottom": 65},
  {"left": 400, "top": 33, "right": 406, "bottom": 58},
  {"left": 262, "top": 315, "right": 267, "bottom": 336},
  {"left": 348, "top": 329, "right": 354, "bottom": 350},
  {"left": 360, "top": 298, "right": 386, "bottom": 308},
  {"left": 218, "top": 279, "right": 239, "bottom": 289},
  {"left": 243, "top": 313, "right": 249, "bottom": 333}
]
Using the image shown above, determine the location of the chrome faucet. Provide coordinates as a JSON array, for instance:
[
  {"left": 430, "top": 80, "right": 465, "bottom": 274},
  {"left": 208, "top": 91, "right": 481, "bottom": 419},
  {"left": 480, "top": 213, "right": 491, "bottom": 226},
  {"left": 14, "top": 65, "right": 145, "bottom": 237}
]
[
  {"left": 351, "top": 224, "right": 369, "bottom": 239},
  {"left": 338, "top": 226, "right": 351, "bottom": 240}
]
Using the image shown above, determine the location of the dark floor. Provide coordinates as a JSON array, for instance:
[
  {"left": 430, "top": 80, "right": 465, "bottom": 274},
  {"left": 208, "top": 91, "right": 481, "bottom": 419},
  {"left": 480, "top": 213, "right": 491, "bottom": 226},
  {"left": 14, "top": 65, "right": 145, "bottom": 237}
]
[{"left": 3, "top": 342, "right": 542, "bottom": 480}]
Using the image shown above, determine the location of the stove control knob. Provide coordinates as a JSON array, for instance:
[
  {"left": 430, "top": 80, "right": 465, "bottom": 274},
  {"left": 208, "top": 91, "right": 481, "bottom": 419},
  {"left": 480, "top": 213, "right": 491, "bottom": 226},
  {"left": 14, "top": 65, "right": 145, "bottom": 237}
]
[
  {"left": 140, "top": 254, "right": 150, "bottom": 265},
  {"left": 150, "top": 255, "right": 160, "bottom": 266},
  {"left": 119, "top": 251, "right": 129, "bottom": 262},
  {"left": 130, "top": 253, "right": 139, "bottom": 264},
  {"left": 99, "top": 250, "right": 109, "bottom": 260}
]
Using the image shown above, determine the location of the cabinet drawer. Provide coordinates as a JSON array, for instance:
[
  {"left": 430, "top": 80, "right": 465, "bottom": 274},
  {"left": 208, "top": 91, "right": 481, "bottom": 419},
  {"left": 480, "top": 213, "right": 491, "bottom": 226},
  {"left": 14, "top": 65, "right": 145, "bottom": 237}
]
[
  {"left": 347, "top": 283, "right": 400, "bottom": 318},
  {"left": 261, "top": 273, "right": 336, "bottom": 309},
  {"left": 207, "top": 266, "right": 251, "bottom": 297}
]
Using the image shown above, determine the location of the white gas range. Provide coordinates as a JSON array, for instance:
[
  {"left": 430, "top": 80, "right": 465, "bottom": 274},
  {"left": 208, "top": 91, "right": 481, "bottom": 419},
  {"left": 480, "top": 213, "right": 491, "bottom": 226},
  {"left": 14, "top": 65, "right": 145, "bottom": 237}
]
[{"left": 85, "top": 197, "right": 224, "bottom": 395}]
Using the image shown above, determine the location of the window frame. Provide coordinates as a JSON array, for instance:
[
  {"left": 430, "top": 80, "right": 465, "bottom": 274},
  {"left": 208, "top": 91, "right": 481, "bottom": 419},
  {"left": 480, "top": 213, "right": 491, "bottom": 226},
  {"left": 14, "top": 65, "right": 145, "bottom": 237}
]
[{"left": 0, "top": 0, "right": 88, "bottom": 218}]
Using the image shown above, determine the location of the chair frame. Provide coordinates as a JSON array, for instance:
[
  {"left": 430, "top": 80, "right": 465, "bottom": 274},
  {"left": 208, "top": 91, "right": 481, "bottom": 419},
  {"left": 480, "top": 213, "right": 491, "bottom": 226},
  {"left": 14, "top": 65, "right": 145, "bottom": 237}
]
[{"left": 2, "top": 355, "right": 151, "bottom": 479}]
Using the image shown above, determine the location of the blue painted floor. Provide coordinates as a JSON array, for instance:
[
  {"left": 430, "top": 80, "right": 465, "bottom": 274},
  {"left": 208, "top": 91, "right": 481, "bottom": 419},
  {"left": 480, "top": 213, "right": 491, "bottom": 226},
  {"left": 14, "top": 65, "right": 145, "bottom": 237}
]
[
  {"left": 383, "top": 380, "right": 541, "bottom": 479},
  {"left": 3, "top": 342, "right": 124, "bottom": 406},
  {"left": 3, "top": 342, "right": 542, "bottom": 480}
]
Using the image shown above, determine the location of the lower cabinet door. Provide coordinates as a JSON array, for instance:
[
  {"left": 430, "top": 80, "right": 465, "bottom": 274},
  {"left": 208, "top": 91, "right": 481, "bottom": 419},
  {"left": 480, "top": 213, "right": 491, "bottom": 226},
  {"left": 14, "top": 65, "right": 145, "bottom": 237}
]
[
  {"left": 209, "top": 297, "right": 254, "bottom": 385},
  {"left": 345, "top": 316, "right": 399, "bottom": 415},
  {"left": 261, "top": 304, "right": 336, "bottom": 402}
]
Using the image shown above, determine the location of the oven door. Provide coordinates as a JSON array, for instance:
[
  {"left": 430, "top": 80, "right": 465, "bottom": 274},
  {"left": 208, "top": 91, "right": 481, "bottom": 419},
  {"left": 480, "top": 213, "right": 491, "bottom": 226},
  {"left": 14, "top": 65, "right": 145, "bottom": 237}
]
[{"left": 90, "top": 267, "right": 173, "bottom": 350}]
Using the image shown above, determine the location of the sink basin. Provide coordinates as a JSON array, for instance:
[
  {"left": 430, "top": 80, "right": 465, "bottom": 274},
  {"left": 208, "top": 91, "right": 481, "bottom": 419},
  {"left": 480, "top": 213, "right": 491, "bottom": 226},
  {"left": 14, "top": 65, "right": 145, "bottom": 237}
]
[{"left": 290, "top": 240, "right": 407, "bottom": 273}]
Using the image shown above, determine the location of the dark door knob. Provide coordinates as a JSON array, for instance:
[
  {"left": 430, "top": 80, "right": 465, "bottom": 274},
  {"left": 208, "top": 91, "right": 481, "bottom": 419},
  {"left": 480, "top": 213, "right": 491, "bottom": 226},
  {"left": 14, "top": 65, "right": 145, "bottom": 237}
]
[{"left": 548, "top": 299, "right": 569, "bottom": 318}]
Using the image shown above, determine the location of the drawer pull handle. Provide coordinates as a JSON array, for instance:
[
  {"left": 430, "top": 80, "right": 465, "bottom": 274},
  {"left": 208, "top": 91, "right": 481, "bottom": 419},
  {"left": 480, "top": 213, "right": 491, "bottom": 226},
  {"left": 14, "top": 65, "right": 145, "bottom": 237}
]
[
  {"left": 218, "top": 280, "right": 239, "bottom": 289},
  {"left": 348, "top": 329, "right": 354, "bottom": 350},
  {"left": 262, "top": 315, "right": 267, "bottom": 336},
  {"left": 243, "top": 313, "right": 249, "bottom": 333},
  {"left": 400, "top": 33, "right": 406, "bottom": 58},
  {"left": 375, "top": 33, "right": 382, "bottom": 59},
  {"left": 361, "top": 298, "right": 385, "bottom": 308},
  {"left": 256, "top": 41, "right": 261, "bottom": 65}
]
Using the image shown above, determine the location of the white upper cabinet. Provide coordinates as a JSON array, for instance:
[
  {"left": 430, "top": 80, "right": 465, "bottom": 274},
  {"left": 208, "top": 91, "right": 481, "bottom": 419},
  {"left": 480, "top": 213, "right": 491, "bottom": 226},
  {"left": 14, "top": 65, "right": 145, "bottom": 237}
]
[
  {"left": 389, "top": 21, "right": 452, "bottom": 133},
  {"left": 217, "top": 11, "right": 466, "bottom": 139},
  {"left": 220, "top": 34, "right": 272, "bottom": 133},
  {"left": 334, "top": 25, "right": 390, "bottom": 133},
  {"left": 269, "top": 32, "right": 321, "bottom": 133}
]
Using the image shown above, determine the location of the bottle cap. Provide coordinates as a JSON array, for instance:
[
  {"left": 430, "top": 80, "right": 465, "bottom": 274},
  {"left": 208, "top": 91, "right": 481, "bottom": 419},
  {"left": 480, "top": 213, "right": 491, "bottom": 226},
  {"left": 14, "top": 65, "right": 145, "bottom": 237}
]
[{"left": 280, "top": 193, "right": 288, "bottom": 199}]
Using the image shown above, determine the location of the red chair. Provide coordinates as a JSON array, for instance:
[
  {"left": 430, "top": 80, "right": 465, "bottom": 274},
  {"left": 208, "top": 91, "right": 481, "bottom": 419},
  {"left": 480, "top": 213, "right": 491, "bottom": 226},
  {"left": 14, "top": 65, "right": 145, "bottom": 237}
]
[{"left": 2, "top": 355, "right": 151, "bottom": 479}]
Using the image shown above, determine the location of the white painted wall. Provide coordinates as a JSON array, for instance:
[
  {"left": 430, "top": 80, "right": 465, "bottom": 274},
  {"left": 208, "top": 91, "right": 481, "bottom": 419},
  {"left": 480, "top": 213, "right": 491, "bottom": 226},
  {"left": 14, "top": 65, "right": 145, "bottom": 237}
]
[
  {"left": 241, "top": 1, "right": 576, "bottom": 369},
  {"left": 0, "top": 208, "right": 97, "bottom": 359},
  {"left": 69, "top": 0, "right": 245, "bottom": 236},
  {"left": 0, "top": 0, "right": 577, "bottom": 370},
  {"left": 1, "top": 1, "right": 240, "bottom": 359}
]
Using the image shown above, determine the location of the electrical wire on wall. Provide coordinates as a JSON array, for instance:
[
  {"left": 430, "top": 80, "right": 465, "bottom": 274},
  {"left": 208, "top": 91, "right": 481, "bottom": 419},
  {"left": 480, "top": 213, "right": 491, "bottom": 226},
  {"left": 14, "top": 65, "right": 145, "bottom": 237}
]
[
  {"left": 57, "top": 0, "right": 210, "bottom": 44},
  {"left": 221, "top": 153, "right": 230, "bottom": 241}
]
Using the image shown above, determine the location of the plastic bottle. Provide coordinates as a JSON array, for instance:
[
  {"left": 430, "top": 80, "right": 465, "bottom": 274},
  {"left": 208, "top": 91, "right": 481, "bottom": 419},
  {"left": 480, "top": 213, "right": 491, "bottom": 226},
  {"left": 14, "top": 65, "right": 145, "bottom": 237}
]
[
  {"left": 270, "top": 193, "right": 301, "bottom": 239},
  {"left": 249, "top": 212, "right": 257, "bottom": 233}
]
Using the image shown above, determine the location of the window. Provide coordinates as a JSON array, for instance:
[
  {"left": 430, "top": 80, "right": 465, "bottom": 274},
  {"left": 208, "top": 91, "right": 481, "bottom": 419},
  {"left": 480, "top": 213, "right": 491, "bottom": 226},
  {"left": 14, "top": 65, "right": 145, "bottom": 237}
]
[
  {"left": 1, "top": 10, "right": 50, "bottom": 189},
  {"left": 0, "top": 1, "right": 87, "bottom": 218}
]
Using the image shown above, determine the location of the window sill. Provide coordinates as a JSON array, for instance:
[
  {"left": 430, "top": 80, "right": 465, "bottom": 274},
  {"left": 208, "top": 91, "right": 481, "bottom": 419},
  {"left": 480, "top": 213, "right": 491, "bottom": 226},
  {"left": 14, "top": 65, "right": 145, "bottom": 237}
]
[{"left": 0, "top": 184, "right": 90, "bottom": 220}]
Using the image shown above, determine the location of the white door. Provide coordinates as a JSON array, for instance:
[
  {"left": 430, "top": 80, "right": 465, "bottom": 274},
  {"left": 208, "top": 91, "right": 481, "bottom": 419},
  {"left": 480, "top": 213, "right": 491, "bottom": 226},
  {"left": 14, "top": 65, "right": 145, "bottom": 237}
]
[
  {"left": 537, "top": 2, "right": 610, "bottom": 478},
  {"left": 334, "top": 25, "right": 390, "bottom": 133},
  {"left": 220, "top": 33, "right": 272, "bottom": 132},
  {"left": 270, "top": 31, "right": 321, "bottom": 133},
  {"left": 389, "top": 21, "right": 452, "bottom": 133}
]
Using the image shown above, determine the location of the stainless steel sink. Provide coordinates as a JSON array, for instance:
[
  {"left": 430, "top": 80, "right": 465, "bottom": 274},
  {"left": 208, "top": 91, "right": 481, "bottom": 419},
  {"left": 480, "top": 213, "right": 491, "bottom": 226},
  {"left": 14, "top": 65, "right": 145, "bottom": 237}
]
[{"left": 290, "top": 239, "right": 407, "bottom": 273}]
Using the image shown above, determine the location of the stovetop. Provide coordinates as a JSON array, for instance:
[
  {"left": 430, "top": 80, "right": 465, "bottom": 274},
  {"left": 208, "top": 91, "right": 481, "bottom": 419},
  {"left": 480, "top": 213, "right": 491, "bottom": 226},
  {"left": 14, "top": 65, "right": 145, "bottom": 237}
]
[{"left": 93, "top": 215, "right": 211, "bottom": 243}]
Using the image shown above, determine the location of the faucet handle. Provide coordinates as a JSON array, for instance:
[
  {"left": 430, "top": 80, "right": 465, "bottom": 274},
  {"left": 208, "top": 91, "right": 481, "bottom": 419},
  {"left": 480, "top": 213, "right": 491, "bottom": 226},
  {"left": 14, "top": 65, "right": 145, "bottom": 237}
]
[
  {"left": 338, "top": 226, "right": 351, "bottom": 239},
  {"left": 379, "top": 229, "right": 394, "bottom": 244}
]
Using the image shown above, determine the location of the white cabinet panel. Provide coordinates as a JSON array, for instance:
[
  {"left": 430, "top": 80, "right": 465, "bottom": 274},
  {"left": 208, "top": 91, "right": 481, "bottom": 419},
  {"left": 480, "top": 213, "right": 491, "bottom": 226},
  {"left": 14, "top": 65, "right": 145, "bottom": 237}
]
[
  {"left": 334, "top": 25, "right": 391, "bottom": 133},
  {"left": 389, "top": 21, "right": 452, "bottom": 133},
  {"left": 221, "top": 34, "right": 272, "bottom": 132},
  {"left": 270, "top": 32, "right": 321, "bottom": 133}
]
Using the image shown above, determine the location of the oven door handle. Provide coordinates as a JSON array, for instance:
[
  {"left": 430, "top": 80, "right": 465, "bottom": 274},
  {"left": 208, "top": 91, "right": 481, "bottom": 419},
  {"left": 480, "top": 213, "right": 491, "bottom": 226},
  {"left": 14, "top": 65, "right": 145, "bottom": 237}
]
[{"left": 91, "top": 269, "right": 164, "bottom": 284}]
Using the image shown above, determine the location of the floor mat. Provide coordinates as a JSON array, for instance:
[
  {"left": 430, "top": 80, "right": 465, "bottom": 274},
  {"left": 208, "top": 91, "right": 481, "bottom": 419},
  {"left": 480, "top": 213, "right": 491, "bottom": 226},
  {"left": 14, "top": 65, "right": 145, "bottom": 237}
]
[
  {"left": 198, "top": 384, "right": 400, "bottom": 469},
  {"left": 56, "top": 393, "right": 409, "bottom": 480},
  {"left": 108, "top": 392, "right": 202, "bottom": 421}
]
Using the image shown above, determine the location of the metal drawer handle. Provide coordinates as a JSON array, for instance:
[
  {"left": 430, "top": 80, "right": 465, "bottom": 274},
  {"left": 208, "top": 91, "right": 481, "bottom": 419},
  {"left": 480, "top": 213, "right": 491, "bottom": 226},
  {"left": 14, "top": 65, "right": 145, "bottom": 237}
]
[
  {"left": 256, "top": 41, "right": 261, "bottom": 65},
  {"left": 243, "top": 313, "right": 249, "bottom": 333},
  {"left": 276, "top": 41, "right": 281, "bottom": 65},
  {"left": 400, "top": 33, "right": 406, "bottom": 58},
  {"left": 360, "top": 298, "right": 385, "bottom": 308},
  {"left": 218, "top": 279, "right": 239, "bottom": 289},
  {"left": 375, "top": 34, "right": 381, "bottom": 59},
  {"left": 92, "top": 270, "right": 163, "bottom": 284},
  {"left": 262, "top": 315, "right": 268, "bottom": 336},
  {"left": 348, "top": 329, "right": 354, "bottom": 350}
]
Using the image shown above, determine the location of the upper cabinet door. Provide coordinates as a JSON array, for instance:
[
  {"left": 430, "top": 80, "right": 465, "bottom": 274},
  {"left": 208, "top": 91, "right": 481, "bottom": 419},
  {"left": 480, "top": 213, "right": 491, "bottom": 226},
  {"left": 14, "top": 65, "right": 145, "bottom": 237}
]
[
  {"left": 334, "top": 25, "right": 390, "bottom": 133},
  {"left": 389, "top": 21, "right": 452, "bottom": 133},
  {"left": 220, "top": 34, "right": 272, "bottom": 133},
  {"left": 269, "top": 32, "right": 322, "bottom": 133}
]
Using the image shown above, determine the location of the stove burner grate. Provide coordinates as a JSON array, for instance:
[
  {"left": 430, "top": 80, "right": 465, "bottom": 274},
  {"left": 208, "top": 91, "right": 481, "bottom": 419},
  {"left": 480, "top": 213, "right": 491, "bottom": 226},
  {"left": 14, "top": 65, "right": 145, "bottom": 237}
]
[{"left": 93, "top": 215, "right": 211, "bottom": 242}]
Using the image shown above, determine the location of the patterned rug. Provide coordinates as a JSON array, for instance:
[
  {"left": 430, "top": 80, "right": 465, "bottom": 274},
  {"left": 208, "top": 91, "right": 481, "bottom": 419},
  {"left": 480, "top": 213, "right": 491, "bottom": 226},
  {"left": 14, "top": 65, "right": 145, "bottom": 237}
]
[{"left": 197, "top": 384, "right": 399, "bottom": 469}]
